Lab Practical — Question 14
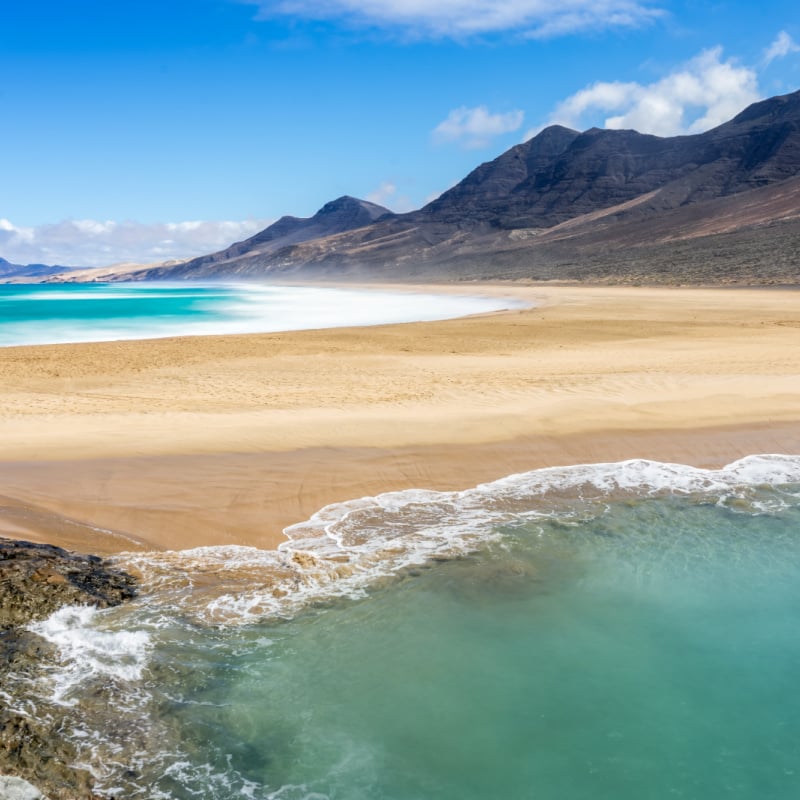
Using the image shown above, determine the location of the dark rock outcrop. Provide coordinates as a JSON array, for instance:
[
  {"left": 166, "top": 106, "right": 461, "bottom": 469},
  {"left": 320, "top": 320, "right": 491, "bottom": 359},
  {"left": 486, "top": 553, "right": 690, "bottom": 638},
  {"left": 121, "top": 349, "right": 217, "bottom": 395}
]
[
  {"left": 0, "top": 539, "right": 137, "bottom": 799},
  {"left": 0, "top": 628, "right": 100, "bottom": 799},
  {"left": 0, "top": 707, "right": 107, "bottom": 800},
  {"left": 0, "top": 539, "right": 137, "bottom": 629}
]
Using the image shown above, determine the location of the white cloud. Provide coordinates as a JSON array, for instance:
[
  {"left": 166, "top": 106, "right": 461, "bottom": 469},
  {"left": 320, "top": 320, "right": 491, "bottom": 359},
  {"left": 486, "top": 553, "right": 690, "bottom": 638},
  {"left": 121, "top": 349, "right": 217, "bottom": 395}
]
[
  {"left": 532, "top": 47, "right": 760, "bottom": 138},
  {"left": 367, "top": 181, "right": 398, "bottom": 207},
  {"left": 0, "top": 218, "right": 271, "bottom": 268},
  {"left": 247, "top": 0, "right": 663, "bottom": 39},
  {"left": 365, "top": 181, "right": 415, "bottom": 212},
  {"left": 764, "top": 31, "right": 800, "bottom": 65},
  {"left": 434, "top": 105, "right": 524, "bottom": 148}
]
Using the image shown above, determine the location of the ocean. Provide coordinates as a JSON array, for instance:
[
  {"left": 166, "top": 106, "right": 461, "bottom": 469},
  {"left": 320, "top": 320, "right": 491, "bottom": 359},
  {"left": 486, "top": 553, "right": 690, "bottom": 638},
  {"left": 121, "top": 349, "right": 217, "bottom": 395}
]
[
  {"left": 9, "top": 455, "right": 800, "bottom": 799},
  {"left": 0, "top": 283, "right": 516, "bottom": 347}
]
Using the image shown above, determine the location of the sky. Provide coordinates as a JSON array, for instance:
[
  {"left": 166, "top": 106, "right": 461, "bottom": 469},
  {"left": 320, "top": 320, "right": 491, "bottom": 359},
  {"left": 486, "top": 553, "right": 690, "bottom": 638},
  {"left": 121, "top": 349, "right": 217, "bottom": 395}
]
[{"left": 2, "top": 0, "right": 799, "bottom": 267}]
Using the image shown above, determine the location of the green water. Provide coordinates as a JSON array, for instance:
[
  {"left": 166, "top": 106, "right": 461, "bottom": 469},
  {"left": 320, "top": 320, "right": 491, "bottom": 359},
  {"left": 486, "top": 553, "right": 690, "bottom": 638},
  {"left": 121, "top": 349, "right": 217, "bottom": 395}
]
[
  {"left": 117, "top": 490, "right": 800, "bottom": 800},
  {"left": 0, "top": 283, "right": 219, "bottom": 344},
  {"left": 0, "top": 283, "right": 511, "bottom": 346}
]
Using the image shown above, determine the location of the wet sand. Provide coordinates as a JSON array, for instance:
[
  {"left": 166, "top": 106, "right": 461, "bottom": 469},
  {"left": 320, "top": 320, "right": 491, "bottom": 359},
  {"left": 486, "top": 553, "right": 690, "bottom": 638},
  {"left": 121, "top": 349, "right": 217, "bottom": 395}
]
[{"left": 1, "top": 284, "right": 799, "bottom": 553}]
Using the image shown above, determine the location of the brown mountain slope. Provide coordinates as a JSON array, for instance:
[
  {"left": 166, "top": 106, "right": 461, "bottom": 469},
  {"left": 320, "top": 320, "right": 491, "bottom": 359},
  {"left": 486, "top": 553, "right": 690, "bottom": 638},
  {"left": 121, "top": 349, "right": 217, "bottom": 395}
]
[
  {"left": 134, "top": 90, "right": 800, "bottom": 284},
  {"left": 148, "top": 196, "right": 393, "bottom": 280}
]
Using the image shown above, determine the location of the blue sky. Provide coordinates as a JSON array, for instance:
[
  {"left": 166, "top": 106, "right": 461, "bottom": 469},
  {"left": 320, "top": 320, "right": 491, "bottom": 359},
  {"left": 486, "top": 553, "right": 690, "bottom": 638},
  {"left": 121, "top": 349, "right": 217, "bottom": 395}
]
[{"left": 2, "top": 0, "right": 799, "bottom": 266}]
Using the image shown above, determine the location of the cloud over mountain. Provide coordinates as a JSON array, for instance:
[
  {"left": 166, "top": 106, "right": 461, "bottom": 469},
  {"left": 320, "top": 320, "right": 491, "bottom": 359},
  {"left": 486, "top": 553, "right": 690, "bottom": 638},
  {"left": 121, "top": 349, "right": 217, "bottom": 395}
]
[
  {"left": 764, "top": 31, "right": 800, "bottom": 65},
  {"left": 540, "top": 47, "right": 760, "bottom": 138},
  {"left": 0, "top": 218, "right": 271, "bottom": 268},
  {"left": 434, "top": 105, "right": 524, "bottom": 148}
]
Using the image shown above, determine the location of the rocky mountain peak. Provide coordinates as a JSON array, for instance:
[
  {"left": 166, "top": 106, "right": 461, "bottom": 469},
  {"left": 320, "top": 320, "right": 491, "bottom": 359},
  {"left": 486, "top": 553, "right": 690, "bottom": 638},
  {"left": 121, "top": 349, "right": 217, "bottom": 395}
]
[
  {"left": 729, "top": 89, "right": 800, "bottom": 126},
  {"left": 116, "top": 88, "right": 800, "bottom": 285},
  {"left": 314, "top": 195, "right": 393, "bottom": 226}
]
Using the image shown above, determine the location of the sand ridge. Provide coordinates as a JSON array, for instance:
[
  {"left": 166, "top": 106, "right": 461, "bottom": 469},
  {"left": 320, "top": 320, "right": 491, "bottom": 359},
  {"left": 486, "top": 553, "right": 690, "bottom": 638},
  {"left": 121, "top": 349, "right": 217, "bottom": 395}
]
[{"left": 1, "top": 284, "right": 799, "bottom": 553}]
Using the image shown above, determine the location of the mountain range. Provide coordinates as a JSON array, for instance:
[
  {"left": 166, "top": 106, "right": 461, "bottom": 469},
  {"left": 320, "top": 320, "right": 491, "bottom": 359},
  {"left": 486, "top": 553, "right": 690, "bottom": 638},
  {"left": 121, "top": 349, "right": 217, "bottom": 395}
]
[
  {"left": 0, "top": 258, "right": 76, "bottom": 281},
  {"left": 15, "top": 89, "right": 800, "bottom": 285}
]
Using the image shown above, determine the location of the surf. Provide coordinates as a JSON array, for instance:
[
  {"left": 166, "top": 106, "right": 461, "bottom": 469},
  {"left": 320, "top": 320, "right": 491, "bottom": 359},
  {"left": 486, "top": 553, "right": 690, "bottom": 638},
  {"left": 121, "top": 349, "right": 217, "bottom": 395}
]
[{"left": 9, "top": 455, "right": 800, "bottom": 798}]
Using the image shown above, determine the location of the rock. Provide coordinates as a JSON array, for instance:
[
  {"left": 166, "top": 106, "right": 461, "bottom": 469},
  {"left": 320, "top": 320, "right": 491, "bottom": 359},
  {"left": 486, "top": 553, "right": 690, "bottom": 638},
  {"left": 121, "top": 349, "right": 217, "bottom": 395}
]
[
  {"left": 0, "top": 538, "right": 137, "bottom": 629},
  {"left": 0, "top": 537, "right": 137, "bottom": 799},
  {"left": 0, "top": 711, "right": 102, "bottom": 799},
  {"left": 0, "top": 775, "right": 48, "bottom": 800},
  {"left": 0, "top": 628, "right": 56, "bottom": 672}
]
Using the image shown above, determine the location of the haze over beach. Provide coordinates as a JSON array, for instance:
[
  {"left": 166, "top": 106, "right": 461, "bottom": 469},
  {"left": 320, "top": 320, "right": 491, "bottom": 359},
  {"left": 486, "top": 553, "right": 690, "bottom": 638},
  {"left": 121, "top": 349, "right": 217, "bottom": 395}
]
[{"left": 2, "top": 2, "right": 800, "bottom": 799}]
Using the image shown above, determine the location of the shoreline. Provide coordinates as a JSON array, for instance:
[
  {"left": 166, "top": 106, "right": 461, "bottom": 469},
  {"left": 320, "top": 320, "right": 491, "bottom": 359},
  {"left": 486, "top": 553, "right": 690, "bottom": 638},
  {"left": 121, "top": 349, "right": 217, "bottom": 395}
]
[
  {"left": 2, "top": 422, "right": 800, "bottom": 556},
  {"left": 1, "top": 283, "right": 799, "bottom": 554},
  {"left": 0, "top": 281, "right": 524, "bottom": 349}
]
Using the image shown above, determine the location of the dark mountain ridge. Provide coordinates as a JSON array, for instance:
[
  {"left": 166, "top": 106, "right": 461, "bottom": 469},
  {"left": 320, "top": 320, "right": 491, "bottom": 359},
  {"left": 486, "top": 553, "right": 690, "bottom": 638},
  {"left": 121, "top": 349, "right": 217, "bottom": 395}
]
[
  {"left": 155, "top": 195, "right": 393, "bottom": 279},
  {"left": 418, "top": 90, "right": 800, "bottom": 231},
  {"left": 128, "top": 89, "right": 800, "bottom": 284},
  {"left": 0, "top": 258, "right": 76, "bottom": 280}
]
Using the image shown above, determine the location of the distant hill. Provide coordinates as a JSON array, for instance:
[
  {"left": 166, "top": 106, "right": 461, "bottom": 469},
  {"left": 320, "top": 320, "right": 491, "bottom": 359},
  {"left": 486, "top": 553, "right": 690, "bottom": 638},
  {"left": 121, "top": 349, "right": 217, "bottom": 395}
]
[
  {"left": 141, "top": 196, "right": 394, "bottom": 280},
  {"left": 132, "top": 90, "right": 800, "bottom": 285},
  {"left": 0, "top": 258, "right": 76, "bottom": 281}
]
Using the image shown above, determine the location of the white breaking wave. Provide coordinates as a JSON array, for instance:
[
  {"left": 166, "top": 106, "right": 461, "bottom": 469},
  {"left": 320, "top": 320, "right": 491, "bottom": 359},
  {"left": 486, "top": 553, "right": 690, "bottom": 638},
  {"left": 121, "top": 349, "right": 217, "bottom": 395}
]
[
  {"left": 0, "top": 283, "right": 525, "bottom": 347},
  {"left": 27, "top": 605, "right": 152, "bottom": 707},
  {"left": 26, "top": 455, "right": 800, "bottom": 691},
  {"left": 117, "top": 454, "right": 800, "bottom": 627},
  {"left": 18, "top": 453, "right": 800, "bottom": 800}
]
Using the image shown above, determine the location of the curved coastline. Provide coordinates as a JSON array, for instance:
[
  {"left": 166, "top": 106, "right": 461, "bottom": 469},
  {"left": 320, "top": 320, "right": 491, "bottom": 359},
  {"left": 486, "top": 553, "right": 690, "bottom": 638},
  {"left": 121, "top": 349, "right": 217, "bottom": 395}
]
[
  {"left": 4, "top": 452, "right": 800, "bottom": 799},
  {"left": 1, "top": 282, "right": 799, "bottom": 799},
  {"left": 0, "top": 282, "right": 522, "bottom": 348},
  {"left": 0, "top": 282, "right": 799, "bottom": 555}
]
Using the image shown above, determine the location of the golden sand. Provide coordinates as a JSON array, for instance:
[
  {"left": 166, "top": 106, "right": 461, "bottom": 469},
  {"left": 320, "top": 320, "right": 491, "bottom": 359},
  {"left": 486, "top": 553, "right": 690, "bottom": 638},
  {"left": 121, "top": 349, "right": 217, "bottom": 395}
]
[{"left": 1, "top": 284, "right": 799, "bottom": 554}]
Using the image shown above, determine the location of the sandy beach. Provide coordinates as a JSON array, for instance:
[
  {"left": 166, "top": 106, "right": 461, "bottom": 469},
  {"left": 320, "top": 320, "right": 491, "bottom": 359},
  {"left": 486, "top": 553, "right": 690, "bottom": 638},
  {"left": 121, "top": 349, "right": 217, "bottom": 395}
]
[{"left": 1, "top": 283, "right": 799, "bottom": 554}]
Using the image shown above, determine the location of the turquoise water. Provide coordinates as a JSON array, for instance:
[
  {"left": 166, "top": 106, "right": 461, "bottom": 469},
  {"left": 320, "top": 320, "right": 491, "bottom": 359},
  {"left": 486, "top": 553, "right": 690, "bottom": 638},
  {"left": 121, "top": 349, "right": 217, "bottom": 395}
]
[
  {"left": 19, "top": 457, "right": 800, "bottom": 799},
  {"left": 0, "top": 283, "right": 514, "bottom": 346}
]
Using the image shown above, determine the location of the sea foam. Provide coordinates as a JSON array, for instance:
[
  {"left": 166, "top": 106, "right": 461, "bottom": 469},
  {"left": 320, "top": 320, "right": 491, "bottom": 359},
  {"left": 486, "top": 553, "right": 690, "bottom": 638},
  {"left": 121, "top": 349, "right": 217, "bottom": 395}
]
[
  {"left": 0, "top": 282, "right": 524, "bottom": 347},
  {"left": 28, "top": 605, "right": 152, "bottom": 706},
  {"left": 26, "top": 455, "right": 800, "bottom": 700},
  {"left": 16, "top": 454, "right": 800, "bottom": 800},
  {"left": 117, "top": 454, "right": 800, "bottom": 627}
]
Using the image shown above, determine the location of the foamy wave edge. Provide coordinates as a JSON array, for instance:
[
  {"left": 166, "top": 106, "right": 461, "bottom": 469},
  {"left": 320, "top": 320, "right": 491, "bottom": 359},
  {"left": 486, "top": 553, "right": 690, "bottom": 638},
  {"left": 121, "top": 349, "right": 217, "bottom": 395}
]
[
  {"left": 111, "top": 454, "right": 800, "bottom": 627},
  {"left": 22, "top": 454, "right": 800, "bottom": 798}
]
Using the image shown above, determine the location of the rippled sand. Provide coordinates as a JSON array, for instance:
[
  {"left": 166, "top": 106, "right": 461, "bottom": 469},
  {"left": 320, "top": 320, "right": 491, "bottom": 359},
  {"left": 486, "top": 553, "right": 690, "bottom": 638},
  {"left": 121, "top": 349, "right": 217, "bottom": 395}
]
[{"left": 0, "top": 283, "right": 799, "bottom": 553}]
